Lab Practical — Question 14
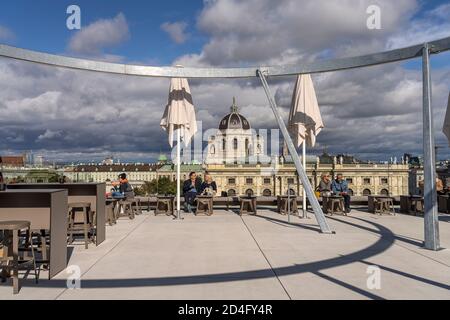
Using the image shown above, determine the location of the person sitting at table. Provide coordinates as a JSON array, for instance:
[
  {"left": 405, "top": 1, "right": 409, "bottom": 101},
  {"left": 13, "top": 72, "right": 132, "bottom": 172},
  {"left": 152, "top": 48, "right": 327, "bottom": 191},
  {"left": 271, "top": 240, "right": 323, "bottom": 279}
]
[
  {"left": 118, "top": 173, "right": 135, "bottom": 198},
  {"left": 199, "top": 173, "right": 217, "bottom": 196},
  {"left": 0, "top": 172, "right": 5, "bottom": 191},
  {"left": 318, "top": 173, "right": 332, "bottom": 196},
  {"left": 419, "top": 177, "right": 445, "bottom": 196},
  {"left": 183, "top": 172, "right": 202, "bottom": 213},
  {"left": 332, "top": 173, "right": 351, "bottom": 213}
]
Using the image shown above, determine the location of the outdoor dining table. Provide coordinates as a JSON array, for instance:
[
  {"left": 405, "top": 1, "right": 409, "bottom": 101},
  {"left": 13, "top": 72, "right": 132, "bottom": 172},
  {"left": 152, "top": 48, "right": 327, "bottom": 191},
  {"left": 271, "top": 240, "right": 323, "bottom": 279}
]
[
  {"left": 7, "top": 183, "right": 106, "bottom": 245},
  {"left": 0, "top": 189, "right": 68, "bottom": 279},
  {"left": 155, "top": 196, "right": 175, "bottom": 216},
  {"left": 195, "top": 195, "right": 214, "bottom": 216},
  {"left": 277, "top": 195, "right": 299, "bottom": 215},
  {"left": 105, "top": 198, "right": 119, "bottom": 225},
  {"left": 438, "top": 194, "right": 450, "bottom": 214},
  {"left": 368, "top": 195, "right": 395, "bottom": 213},
  {"left": 400, "top": 195, "right": 424, "bottom": 215},
  {"left": 322, "top": 195, "right": 345, "bottom": 215},
  {"left": 239, "top": 196, "right": 257, "bottom": 215}
]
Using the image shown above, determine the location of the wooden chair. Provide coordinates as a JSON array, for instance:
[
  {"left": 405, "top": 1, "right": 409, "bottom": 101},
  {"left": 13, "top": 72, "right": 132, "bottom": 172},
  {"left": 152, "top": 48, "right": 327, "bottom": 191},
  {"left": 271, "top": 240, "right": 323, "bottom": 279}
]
[{"left": 0, "top": 221, "right": 39, "bottom": 294}]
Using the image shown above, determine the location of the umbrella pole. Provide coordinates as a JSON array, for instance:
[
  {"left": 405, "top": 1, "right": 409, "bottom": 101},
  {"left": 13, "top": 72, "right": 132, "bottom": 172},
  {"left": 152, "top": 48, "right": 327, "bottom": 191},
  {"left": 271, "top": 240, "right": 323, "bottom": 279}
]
[
  {"left": 302, "top": 142, "right": 308, "bottom": 218},
  {"left": 176, "top": 129, "right": 182, "bottom": 220}
]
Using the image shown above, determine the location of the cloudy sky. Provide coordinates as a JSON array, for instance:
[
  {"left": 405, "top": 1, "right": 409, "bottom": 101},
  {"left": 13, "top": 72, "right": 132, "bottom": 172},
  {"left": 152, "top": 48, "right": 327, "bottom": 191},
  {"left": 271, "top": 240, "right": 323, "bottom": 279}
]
[{"left": 0, "top": 0, "right": 449, "bottom": 163}]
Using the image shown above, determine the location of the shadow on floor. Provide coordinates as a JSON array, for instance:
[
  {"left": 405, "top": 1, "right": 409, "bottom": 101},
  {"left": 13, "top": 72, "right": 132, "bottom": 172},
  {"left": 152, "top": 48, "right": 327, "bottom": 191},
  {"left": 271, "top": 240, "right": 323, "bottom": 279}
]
[{"left": 14, "top": 214, "right": 449, "bottom": 300}]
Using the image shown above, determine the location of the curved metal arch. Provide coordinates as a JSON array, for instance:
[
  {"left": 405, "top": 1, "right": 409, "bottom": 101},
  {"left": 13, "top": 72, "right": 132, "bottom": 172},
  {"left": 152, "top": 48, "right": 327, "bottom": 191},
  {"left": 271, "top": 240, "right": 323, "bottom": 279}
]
[{"left": 0, "top": 36, "right": 449, "bottom": 78}]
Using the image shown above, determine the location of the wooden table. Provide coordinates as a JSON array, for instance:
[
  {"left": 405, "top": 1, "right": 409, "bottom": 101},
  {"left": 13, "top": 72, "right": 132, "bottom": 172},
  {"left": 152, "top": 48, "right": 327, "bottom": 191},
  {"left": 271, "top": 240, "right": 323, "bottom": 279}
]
[
  {"left": 239, "top": 196, "right": 257, "bottom": 215},
  {"left": 322, "top": 195, "right": 345, "bottom": 215},
  {"left": 7, "top": 183, "right": 106, "bottom": 245},
  {"left": 277, "top": 195, "right": 299, "bottom": 215},
  {"left": 105, "top": 198, "right": 119, "bottom": 225},
  {"left": 400, "top": 195, "right": 424, "bottom": 215},
  {"left": 438, "top": 194, "right": 450, "bottom": 214},
  {"left": 0, "top": 189, "right": 68, "bottom": 279},
  {"left": 195, "top": 195, "right": 214, "bottom": 215},
  {"left": 368, "top": 195, "right": 394, "bottom": 213},
  {"left": 155, "top": 196, "right": 175, "bottom": 216}
]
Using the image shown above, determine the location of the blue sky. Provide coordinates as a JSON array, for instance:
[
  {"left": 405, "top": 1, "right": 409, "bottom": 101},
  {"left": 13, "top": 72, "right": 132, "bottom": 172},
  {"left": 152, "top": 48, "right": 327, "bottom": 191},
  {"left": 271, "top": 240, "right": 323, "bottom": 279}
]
[
  {"left": 0, "top": 0, "right": 450, "bottom": 163},
  {"left": 0, "top": 0, "right": 206, "bottom": 64}
]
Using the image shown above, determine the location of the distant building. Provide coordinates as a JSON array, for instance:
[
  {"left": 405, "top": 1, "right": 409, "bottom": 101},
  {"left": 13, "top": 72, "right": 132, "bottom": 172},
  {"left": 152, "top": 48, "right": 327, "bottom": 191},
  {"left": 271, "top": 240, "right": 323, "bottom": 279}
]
[
  {"left": 0, "top": 155, "right": 25, "bottom": 167},
  {"left": 206, "top": 98, "right": 264, "bottom": 164}
]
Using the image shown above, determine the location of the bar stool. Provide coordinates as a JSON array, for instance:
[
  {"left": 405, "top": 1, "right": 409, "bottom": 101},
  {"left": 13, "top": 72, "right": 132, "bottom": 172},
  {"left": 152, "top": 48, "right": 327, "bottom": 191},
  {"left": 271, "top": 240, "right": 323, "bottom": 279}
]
[
  {"left": 68, "top": 203, "right": 94, "bottom": 249},
  {"left": 384, "top": 198, "right": 396, "bottom": 215},
  {"left": 327, "top": 198, "right": 345, "bottom": 216},
  {"left": 0, "top": 221, "right": 39, "bottom": 294}
]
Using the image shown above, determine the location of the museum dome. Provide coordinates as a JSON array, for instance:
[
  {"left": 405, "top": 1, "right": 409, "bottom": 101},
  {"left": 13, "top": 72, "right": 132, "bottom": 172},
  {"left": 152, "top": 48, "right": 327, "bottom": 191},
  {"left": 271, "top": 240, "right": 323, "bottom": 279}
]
[{"left": 218, "top": 97, "right": 251, "bottom": 131}]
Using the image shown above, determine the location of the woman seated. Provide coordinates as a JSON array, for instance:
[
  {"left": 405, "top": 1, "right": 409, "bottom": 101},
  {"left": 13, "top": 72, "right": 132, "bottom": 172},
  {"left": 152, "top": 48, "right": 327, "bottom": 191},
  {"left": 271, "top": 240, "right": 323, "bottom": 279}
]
[
  {"left": 199, "top": 173, "right": 217, "bottom": 196},
  {"left": 183, "top": 171, "right": 202, "bottom": 213},
  {"left": 318, "top": 173, "right": 332, "bottom": 196}
]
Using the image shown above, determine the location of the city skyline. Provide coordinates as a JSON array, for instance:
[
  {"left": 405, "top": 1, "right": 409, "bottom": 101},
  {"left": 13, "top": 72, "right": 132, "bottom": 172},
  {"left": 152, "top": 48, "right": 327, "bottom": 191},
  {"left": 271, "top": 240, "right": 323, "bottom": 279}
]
[{"left": 1, "top": 0, "right": 450, "bottom": 162}]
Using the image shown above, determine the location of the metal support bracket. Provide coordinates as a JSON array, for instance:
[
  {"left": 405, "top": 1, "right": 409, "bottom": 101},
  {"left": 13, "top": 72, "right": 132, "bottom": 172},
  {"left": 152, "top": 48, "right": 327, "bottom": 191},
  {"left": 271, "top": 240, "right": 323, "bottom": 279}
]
[{"left": 257, "top": 69, "right": 334, "bottom": 234}]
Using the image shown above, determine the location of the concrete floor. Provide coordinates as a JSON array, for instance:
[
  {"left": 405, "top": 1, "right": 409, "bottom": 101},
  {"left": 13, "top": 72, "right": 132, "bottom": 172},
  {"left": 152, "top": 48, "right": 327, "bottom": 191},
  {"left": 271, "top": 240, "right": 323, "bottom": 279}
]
[{"left": 1, "top": 208, "right": 450, "bottom": 300}]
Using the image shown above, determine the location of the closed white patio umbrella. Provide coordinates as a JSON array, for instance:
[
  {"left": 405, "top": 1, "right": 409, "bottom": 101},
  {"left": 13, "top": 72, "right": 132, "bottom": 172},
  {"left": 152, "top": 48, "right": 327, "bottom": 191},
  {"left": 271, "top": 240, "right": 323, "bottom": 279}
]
[
  {"left": 160, "top": 76, "right": 197, "bottom": 219},
  {"left": 443, "top": 92, "right": 450, "bottom": 146},
  {"left": 288, "top": 74, "right": 323, "bottom": 216}
]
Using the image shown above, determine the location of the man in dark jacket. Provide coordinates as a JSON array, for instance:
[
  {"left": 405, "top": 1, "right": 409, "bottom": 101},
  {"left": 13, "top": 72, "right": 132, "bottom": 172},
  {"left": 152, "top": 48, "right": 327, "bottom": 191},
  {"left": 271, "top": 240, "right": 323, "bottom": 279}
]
[
  {"left": 183, "top": 172, "right": 202, "bottom": 213},
  {"left": 332, "top": 173, "right": 351, "bottom": 213}
]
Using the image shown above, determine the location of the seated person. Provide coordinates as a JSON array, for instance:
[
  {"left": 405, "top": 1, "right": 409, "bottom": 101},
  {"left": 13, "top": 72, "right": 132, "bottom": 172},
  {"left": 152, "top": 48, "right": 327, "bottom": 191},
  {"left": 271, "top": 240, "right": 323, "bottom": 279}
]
[
  {"left": 183, "top": 172, "right": 202, "bottom": 213},
  {"left": 332, "top": 173, "right": 351, "bottom": 213},
  {"left": 318, "top": 173, "right": 332, "bottom": 196},
  {"left": 199, "top": 173, "right": 217, "bottom": 196},
  {"left": 118, "top": 173, "right": 134, "bottom": 198}
]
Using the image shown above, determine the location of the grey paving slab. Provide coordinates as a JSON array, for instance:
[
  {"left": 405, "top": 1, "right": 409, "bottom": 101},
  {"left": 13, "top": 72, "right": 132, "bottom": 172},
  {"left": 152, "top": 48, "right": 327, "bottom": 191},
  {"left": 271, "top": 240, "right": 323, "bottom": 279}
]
[{"left": 1, "top": 209, "right": 449, "bottom": 300}]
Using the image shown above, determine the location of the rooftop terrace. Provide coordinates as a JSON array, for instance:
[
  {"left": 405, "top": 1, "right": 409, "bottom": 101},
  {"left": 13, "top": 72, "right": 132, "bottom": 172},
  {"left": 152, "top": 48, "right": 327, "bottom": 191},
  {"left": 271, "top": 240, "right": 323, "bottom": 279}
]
[{"left": 1, "top": 208, "right": 449, "bottom": 300}]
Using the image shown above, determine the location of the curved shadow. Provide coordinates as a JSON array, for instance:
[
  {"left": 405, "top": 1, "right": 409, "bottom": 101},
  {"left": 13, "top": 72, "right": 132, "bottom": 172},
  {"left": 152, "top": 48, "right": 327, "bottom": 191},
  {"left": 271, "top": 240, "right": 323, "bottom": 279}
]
[{"left": 15, "top": 215, "right": 449, "bottom": 298}]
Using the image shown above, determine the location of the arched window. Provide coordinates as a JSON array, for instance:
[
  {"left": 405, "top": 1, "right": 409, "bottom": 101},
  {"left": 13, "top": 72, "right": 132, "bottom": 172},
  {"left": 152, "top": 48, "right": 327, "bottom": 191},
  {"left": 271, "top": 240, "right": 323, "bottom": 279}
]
[
  {"left": 363, "top": 189, "right": 371, "bottom": 196},
  {"left": 245, "top": 139, "right": 249, "bottom": 156},
  {"left": 233, "top": 138, "right": 238, "bottom": 150},
  {"left": 210, "top": 145, "right": 215, "bottom": 154},
  {"left": 222, "top": 139, "right": 226, "bottom": 150},
  {"left": 288, "top": 188, "right": 296, "bottom": 195},
  {"left": 380, "top": 188, "right": 389, "bottom": 196},
  {"left": 245, "top": 189, "right": 254, "bottom": 196},
  {"left": 228, "top": 189, "right": 236, "bottom": 196},
  {"left": 263, "top": 189, "right": 272, "bottom": 196}
]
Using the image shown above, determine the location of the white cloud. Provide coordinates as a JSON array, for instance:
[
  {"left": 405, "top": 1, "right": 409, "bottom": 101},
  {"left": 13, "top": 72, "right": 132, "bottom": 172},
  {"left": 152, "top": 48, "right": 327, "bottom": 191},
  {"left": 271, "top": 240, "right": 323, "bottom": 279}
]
[
  {"left": 0, "top": 25, "right": 14, "bottom": 41},
  {"left": 37, "top": 129, "right": 62, "bottom": 142},
  {"left": 68, "top": 13, "right": 129, "bottom": 55},
  {"left": 161, "top": 21, "right": 189, "bottom": 44}
]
